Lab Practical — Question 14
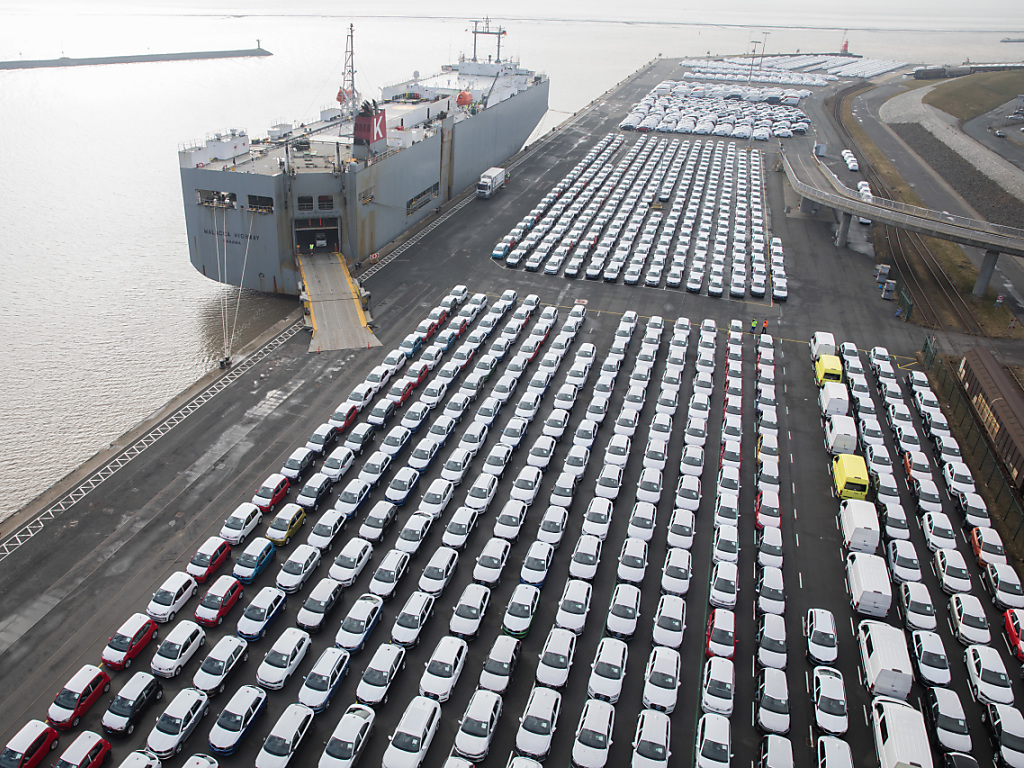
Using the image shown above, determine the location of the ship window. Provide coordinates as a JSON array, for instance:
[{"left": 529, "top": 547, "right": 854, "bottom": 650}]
[
  {"left": 318, "top": 195, "right": 334, "bottom": 210},
  {"left": 297, "top": 196, "right": 314, "bottom": 212},
  {"left": 407, "top": 183, "right": 440, "bottom": 216},
  {"left": 196, "top": 189, "right": 237, "bottom": 208},
  {"left": 248, "top": 195, "right": 274, "bottom": 213}
]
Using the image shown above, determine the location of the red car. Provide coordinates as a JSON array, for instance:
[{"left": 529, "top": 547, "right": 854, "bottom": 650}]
[
  {"left": 51, "top": 731, "right": 110, "bottom": 768},
  {"left": 519, "top": 339, "right": 542, "bottom": 364},
  {"left": 47, "top": 665, "right": 111, "bottom": 730},
  {"left": 386, "top": 378, "right": 416, "bottom": 406},
  {"left": 330, "top": 403, "right": 360, "bottom": 432},
  {"left": 1005, "top": 609, "right": 1024, "bottom": 661},
  {"left": 100, "top": 613, "right": 158, "bottom": 670},
  {"left": 194, "top": 574, "right": 244, "bottom": 627},
  {"left": 428, "top": 306, "right": 448, "bottom": 326},
  {"left": 705, "top": 609, "right": 736, "bottom": 659},
  {"left": 448, "top": 317, "right": 468, "bottom": 338},
  {"left": 252, "top": 473, "right": 290, "bottom": 513},
  {"left": 186, "top": 536, "right": 232, "bottom": 583},
  {"left": 407, "top": 362, "right": 430, "bottom": 388},
  {"left": 2, "top": 720, "right": 60, "bottom": 768}
]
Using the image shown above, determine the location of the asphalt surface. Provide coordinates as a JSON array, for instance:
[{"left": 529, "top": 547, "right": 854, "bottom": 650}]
[{"left": 0, "top": 57, "right": 1017, "bottom": 768}]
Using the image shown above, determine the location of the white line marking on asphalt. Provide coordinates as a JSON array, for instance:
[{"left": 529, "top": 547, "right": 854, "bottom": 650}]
[
  {"left": 799, "top": 572, "right": 804, "bottom": 588},
  {"left": 794, "top": 532, "right": 800, "bottom": 547}
]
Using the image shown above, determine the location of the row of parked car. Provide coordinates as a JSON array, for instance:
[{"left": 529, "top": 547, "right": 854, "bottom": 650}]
[
  {"left": 491, "top": 131, "right": 786, "bottom": 301},
  {"left": 819, "top": 335, "right": 1024, "bottom": 767}
]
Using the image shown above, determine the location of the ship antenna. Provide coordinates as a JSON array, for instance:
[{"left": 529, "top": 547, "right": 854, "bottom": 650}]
[
  {"left": 339, "top": 23, "right": 359, "bottom": 129},
  {"left": 470, "top": 18, "right": 507, "bottom": 64}
]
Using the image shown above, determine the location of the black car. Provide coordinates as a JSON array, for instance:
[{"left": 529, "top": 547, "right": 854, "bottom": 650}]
[
  {"left": 306, "top": 423, "right": 339, "bottom": 456},
  {"left": 281, "top": 447, "right": 317, "bottom": 483},
  {"left": 296, "top": 473, "right": 333, "bottom": 513},
  {"left": 344, "top": 423, "right": 376, "bottom": 455},
  {"left": 100, "top": 671, "right": 163, "bottom": 736}
]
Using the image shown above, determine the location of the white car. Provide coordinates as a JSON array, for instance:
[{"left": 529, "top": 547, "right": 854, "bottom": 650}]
[
  {"left": 571, "top": 699, "right": 614, "bottom": 768},
  {"left": 911, "top": 629, "right": 951, "bottom": 686},
  {"left": 933, "top": 548, "right": 972, "bottom": 594},
  {"left": 368, "top": 549, "right": 410, "bottom": 600},
  {"left": 191, "top": 635, "right": 247, "bottom": 695},
  {"left": 450, "top": 583, "right": 491, "bottom": 639},
  {"left": 537, "top": 505, "right": 569, "bottom": 548},
  {"left": 926, "top": 687, "right": 972, "bottom": 754},
  {"left": 335, "top": 594, "right": 384, "bottom": 652},
  {"left": 207, "top": 684, "right": 266, "bottom": 754},
  {"left": 587, "top": 638, "right": 628, "bottom": 703},
  {"left": 757, "top": 613, "right": 787, "bottom": 670},
  {"left": 563, "top": 444, "right": 591, "bottom": 477},
  {"left": 478, "top": 634, "right": 519, "bottom": 694},
  {"left": 569, "top": 535, "right": 602, "bottom": 581},
  {"left": 320, "top": 703, "right": 375, "bottom": 768},
  {"left": 328, "top": 538, "right": 372, "bottom": 586},
  {"left": 418, "top": 636, "right": 468, "bottom": 702},
  {"left": 675, "top": 475, "right": 701, "bottom": 511},
  {"left": 520, "top": 541, "right": 555, "bottom": 587},
  {"left": 146, "top": 687, "right": 209, "bottom": 759},
  {"left": 887, "top": 539, "right": 922, "bottom": 583},
  {"left": 440, "top": 448, "right": 473, "bottom": 485},
  {"left": 755, "top": 668, "right": 790, "bottom": 735},
  {"left": 617, "top": 537, "right": 648, "bottom": 584},
  {"left": 219, "top": 503, "right": 263, "bottom": 545},
  {"left": 493, "top": 500, "right": 528, "bottom": 541},
  {"left": 480, "top": 443, "right": 513, "bottom": 478},
  {"left": 582, "top": 498, "right": 614, "bottom": 540},
  {"left": 985, "top": 562, "right": 1024, "bottom": 609},
  {"left": 662, "top": 548, "right": 691, "bottom": 596},
  {"left": 391, "top": 591, "right": 435, "bottom": 648},
  {"left": 516, "top": 685, "right": 561, "bottom": 761},
  {"left": 354, "top": 643, "right": 405, "bottom": 706},
  {"left": 667, "top": 509, "right": 694, "bottom": 550},
  {"left": 694, "top": 713, "right": 730, "bottom": 768},
  {"left": 965, "top": 644, "right": 1014, "bottom": 704},
  {"left": 951, "top": 593, "right": 991, "bottom": 644},
  {"left": 442, "top": 506, "right": 479, "bottom": 550},
  {"left": 150, "top": 621, "right": 205, "bottom": 678},
  {"left": 712, "top": 526, "right": 739, "bottom": 564},
  {"left": 464, "top": 474, "right": 499, "bottom": 512},
  {"left": 453, "top": 689, "right": 502, "bottom": 762},
  {"left": 636, "top": 468, "right": 663, "bottom": 504},
  {"left": 921, "top": 512, "right": 956, "bottom": 552},
  {"left": 555, "top": 579, "right": 592, "bottom": 634},
  {"left": 276, "top": 545, "right": 321, "bottom": 594},
  {"left": 756, "top": 566, "right": 785, "bottom": 615},
  {"left": 652, "top": 594, "right": 686, "bottom": 649},
  {"left": 503, "top": 583, "right": 542, "bottom": 637},
  {"left": 381, "top": 696, "right": 440, "bottom": 768},
  {"left": 701, "top": 657, "right": 735, "bottom": 715},
  {"left": 676, "top": 446, "right": 703, "bottom": 479},
  {"left": 642, "top": 646, "right": 681, "bottom": 713},
  {"left": 899, "top": 581, "right": 937, "bottom": 631},
  {"left": 417, "top": 547, "right": 458, "bottom": 596},
  {"left": 526, "top": 436, "right": 557, "bottom": 469},
  {"left": 627, "top": 502, "right": 657, "bottom": 541},
  {"left": 811, "top": 667, "right": 848, "bottom": 735},
  {"left": 473, "top": 538, "right": 510, "bottom": 587},
  {"left": 805, "top": 609, "right": 838, "bottom": 665},
  {"left": 147, "top": 572, "right": 198, "bottom": 623},
  {"left": 306, "top": 509, "right": 347, "bottom": 551},
  {"left": 631, "top": 709, "right": 671, "bottom": 768},
  {"left": 605, "top": 583, "right": 642, "bottom": 640},
  {"left": 510, "top": 466, "right": 544, "bottom": 505},
  {"left": 256, "top": 627, "right": 311, "bottom": 689},
  {"left": 418, "top": 478, "right": 455, "bottom": 519}
]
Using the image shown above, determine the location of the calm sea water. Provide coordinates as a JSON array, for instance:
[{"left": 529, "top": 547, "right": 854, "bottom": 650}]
[{"left": 1, "top": 0, "right": 1021, "bottom": 521}]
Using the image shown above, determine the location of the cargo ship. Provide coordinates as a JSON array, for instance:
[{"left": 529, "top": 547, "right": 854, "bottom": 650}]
[{"left": 178, "top": 23, "right": 549, "bottom": 295}]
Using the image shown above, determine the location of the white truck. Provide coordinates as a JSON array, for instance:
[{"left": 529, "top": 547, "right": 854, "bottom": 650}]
[
  {"left": 819, "top": 382, "right": 849, "bottom": 417},
  {"left": 857, "top": 620, "right": 914, "bottom": 701},
  {"left": 846, "top": 552, "right": 891, "bottom": 617},
  {"left": 477, "top": 167, "right": 506, "bottom": 199},
  {"left": 840, "top": 499, "right": 880, "bottom": 553},
  {"left": 824, "top": 414, "right": 858, "bottom": 455},
  {"left": 810, "top": 331, "right": 836, "bottom": 361},
  {"left": 870, "top": 697, "right": 934, "bottom": 768}
]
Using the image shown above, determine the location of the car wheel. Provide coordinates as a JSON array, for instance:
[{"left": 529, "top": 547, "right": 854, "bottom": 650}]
[
  {"left": 49, "top": 739, "right": 58, "bottom": 752},
  {"left": 242, "top": 651, "right": 249, "bottom": 662},
  {"left": 175, "top": 666, "right": 182, "bottom": 676},
  {"left": 259, "top": 628, "right": 266, "bottom": 640},
  {"left": 126, "top": 723, "right": 135, "bottom": 735},
  {"left": 174, "top": 744, "right": 182, "bottom": 755},
  {"left": 191, "top": 586, "right": 198, "bottom": 598},
  {"left": 103, "top": 681, "right": 111, "bottom": 693},
  {"left": 216, "top": 615, "right": 223, "bottom": 626},
  {"left": 167, "top": 611, "right": 175, "bottom": 622},
  {"left": 217, "top": 682, "right": 225, "bottom": 694},
  {"left": 123, "top": 657, "right": 132, "bottom": 669},
  {"left": 155, "top": 687, "right": 163, "bottom": 700},
  {"left": 204, "top": 704, "right": 211, "bottom": 716},
  {"left": 71, "top": 715, "right": 80, "bottom": 728},
  {"left": 199, "top": 635, "right": 206, "bottom": 647}
]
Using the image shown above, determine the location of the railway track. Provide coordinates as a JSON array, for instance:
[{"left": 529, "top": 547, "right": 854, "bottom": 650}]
[{"left": 830, "top": 85, "right": 984, "bottom": 335}]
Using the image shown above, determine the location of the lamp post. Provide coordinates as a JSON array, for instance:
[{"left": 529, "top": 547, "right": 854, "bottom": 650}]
[
  {"left": 748, "top": 41, "right": 761, "bottom": 82},
  {"left": 760, "top": 31, "right": 770, "bottom": 69}
]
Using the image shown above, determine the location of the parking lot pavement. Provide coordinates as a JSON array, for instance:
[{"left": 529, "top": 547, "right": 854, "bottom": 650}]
[{"left": 5, "top": 56, "right": 1014, "bottom": 768}]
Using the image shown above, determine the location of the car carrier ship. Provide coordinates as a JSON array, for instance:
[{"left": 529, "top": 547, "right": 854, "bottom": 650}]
[{"left": 178, "top": 22, "right": 549, "bottom": 296}]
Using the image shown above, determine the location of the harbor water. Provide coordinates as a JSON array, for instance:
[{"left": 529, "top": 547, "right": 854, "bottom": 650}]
[{"left": 1, "top": 0, "right": 1022, "bottom": 522}]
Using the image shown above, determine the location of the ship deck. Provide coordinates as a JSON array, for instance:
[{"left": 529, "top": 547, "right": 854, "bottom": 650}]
[{"left": 297, "top": 252, "right": 380, "bottom": 351}]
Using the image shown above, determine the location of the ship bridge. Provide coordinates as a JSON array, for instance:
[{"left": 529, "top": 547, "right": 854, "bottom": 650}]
[{"left": 782, "top": 145, "right": 1024, "bottom": 295}]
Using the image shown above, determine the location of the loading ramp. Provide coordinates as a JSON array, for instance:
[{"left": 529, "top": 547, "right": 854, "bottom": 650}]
[{"left": 297, "top": 252, "right": 380, "bottom": 352}]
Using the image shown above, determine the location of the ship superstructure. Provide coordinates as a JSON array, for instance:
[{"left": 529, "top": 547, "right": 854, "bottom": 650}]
[{"left": 179, "top": 23, "right": 549, "bottom": 295}]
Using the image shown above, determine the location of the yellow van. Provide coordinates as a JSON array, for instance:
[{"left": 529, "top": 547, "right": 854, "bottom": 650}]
[
  {"left": 815, "top": 354, "right": 843, "bottom": 387},
  {"left": 832, "top": 454, "right": 869, "bottom": 500}
]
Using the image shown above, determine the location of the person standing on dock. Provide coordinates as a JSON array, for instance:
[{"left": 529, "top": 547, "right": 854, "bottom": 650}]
[
  {"left": 751, "top": 318, "right": 757, "bottom": 334},
  {"left": 762, "top": 320, "right": 768, "bottom": 335}
]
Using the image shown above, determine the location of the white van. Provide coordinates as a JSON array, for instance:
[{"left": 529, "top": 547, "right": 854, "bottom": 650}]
[
  {"left": 857, "top": 620, "right": 914, "bottom": 700},
  {"left": 810, "top": 331, "right": 836, "bottom": 361},
  {"left": 840, "top": 500, "right": 880, "bottom": 554},
  {"left": 869, "top": 696, "right": 934, "bottom": 768},
  {"left": 824, "top": 414, "right": 858, "bottom": 455},
  {"left": 818, "top": 382, "right": 849, "bottom": 418},
  {"left": 846, "top": 552, "right": 891, "bottom": 617}
]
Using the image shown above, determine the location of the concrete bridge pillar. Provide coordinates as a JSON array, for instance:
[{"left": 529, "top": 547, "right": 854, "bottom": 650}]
[
  {"left": 973, "top": 249, "right": 1000, "bottom": 297},
  {"left": 836, "top": 212, "right": 852, "bottom": 248},
  {"left": 799, "top": 196, "right": 817, "bottom": 215}
]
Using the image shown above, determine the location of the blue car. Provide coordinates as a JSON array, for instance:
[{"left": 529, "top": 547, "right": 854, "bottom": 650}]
[
  {"left": 399, "top": 333, "right": 423, "bottom": 359},
  {"left": 236, "top": 586, "right": 287, "bottom": 641},
  {"left": 385, "top": 467, "right": 420, "bottom": 506},
  {"left": 208, "top": 684, "right": 267, "bottom": 755},
  {"left": 297, "top": 647, "right": 350, "bottom": 712},
  {"left": 232, "top": 537, "right": 276, "bottom": 584},
  {"left": 492, "top": 245, "right": 509, "bottom": 260},
  {"left": 335, "top": 594, "right": 384, "bottom": 652}
]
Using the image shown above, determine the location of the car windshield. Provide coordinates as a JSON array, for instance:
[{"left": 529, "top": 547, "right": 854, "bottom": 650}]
[
  {"left": 427, "top": 660, "right": 453, "bottom": 678},
  {"left": 283, "top": 560, "right": 306, "bottom": 575},
  {"left": 305, "top": 673, "right": 331, "bottom": 692},
  {"left": 701, "top": 737, "right": 728, "bottom": 761},
  {"left": 762, "top": 693, "right": 789, "bottom": 714},
  {"left": 542, "top": 519, "right": 562, "bottom": 533},
  {"left": 325, "top": 738, "right": 355, "bottom": 760},
  {"left": 244, "top": 603, "right": 268, "bottom": 620},
  {"left": 622, "top": 554, "right": 645, "bottom": 568},
  {"left": 651, "top": 670, "right": 677, "bottom": 688},
  {"left": 107, "top": 694, "right": 135, "bottom": 717},
  {"left": 579, "top": 728, "right": 608, "bottom": 749},
  {"left": 462, "top": 716, "right": 491, "bottom": 738},
  {"left": 156, "top": 713, "right": 183, "bottom": 735},
  {"left": 340, "top": 490, "right": 361, "bottom": 504},
  {"left": 480, "top": 555, "right": 502, "bottom": 568},
  {"left": 981, "top": 666, "right": 1009, "bottom": 686},
  {"left": 1002, "top": 729, "right": 1024, "bottom": 751},
  {"left": 523, "top": 714, "right": 551, "bottom": 735},
  {"left": 543, "top": 651, "right": 568, "bottom": 669},
  {"left": 818, "top": 693, "right": 846, "bottom": 715},
  {"left": 158, "top": 641, "right": 182, "bottom": 659},
  {"left": 456, "top": 602, "right": 481, "bottom": 619},
  {"left": 265, "top": 650, "right": 290, "bottom": 669},
  {"left": 107, "top": 632, "right": 133, "bottom": 652},
  {"left": 637, "top": 739, "right": 667, "bottom": 760},
  {"left": 397, "top": 612, "right": 421, "bottom": 629},
  {"left": 152, "top": 589, "right": 176, "bottom": 606},
  {"left": 192, "top": 551, "right": 212, "bottom": 566},
  {"left": 391, "top": 732, "right": 421, "bottom": 753},
  {"left": 921, "top": 650, "right": 947, "bottom": 668},
  {"left": 263, "top": 736, "right": 292, "bottom": 757},
  {"left": 484, "top": 657, "right": 510, "bottom": 676},
  {"left": 202, "top": 656, "right": 227, "bottom": 675},
  {"left": 342, "top": 617, "right": 366, "bottom": 633},
  {"left": 962, "top": 610, "right": 987, "bottom": 629},
  {"left": 707, "top": 677, "right": 732, "bottom": 697},
  {"left": 223, "top": 516, "right": 244, "bottom": 530},
  {"left": 217, "top": 709, "right": 244, "bottom": 732},
  {"left": 595, "top": 661, "right": 622, "bottom": 679},
  {"left": 658, "top": 614, "right": 682, "bottom": 632},
  {"left": 269, "top": 518, "right": 290, "bottom": 531}
]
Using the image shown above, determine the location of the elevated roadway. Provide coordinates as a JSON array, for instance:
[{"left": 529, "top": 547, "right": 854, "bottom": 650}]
[
  {"left": 297, "top": 252, "right": 380, "bottom": 351},
  {"left": 782, "top": 142, "right": 1024, "bottom": 293}
]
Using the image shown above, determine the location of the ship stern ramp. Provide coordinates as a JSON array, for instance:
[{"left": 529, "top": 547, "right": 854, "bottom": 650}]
[{"left": 297, "top": 252, "right": 380, "bottom": 351}]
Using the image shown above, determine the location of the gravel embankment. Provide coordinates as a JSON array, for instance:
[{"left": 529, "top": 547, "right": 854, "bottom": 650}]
[{"left": 890, "top": 122, "right": 1024, "bottom": 229}]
